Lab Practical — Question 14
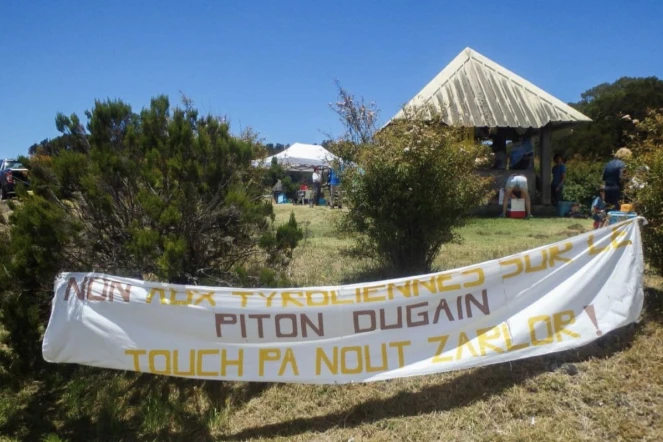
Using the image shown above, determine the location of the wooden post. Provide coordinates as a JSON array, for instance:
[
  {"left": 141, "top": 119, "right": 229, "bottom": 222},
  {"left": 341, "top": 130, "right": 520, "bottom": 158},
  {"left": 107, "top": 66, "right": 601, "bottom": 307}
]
[{"left": 539, "top": 125, "right": 552, "bottom": 205}]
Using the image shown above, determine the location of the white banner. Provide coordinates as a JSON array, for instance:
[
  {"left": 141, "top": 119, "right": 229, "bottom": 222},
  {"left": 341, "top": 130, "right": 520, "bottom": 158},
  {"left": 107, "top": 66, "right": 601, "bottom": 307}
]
[{"left": 43, "top": 218, "right": 646, "bottom": 384}]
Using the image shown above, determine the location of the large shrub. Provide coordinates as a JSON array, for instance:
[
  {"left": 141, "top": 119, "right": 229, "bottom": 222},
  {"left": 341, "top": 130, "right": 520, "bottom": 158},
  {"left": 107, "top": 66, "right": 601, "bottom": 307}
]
[
  {"left": 27, "top": 96, "right": 284, "bottom": 284},
  {"left": 562, "top": 157, "right": 605, "bottom": 207},
  {"left": 558, "top": 76, "right": 663, "bottom": 158},
  {"left": 330, "top": 91, "right": 491, "bottom": 275},
  {"left": 628, "top": 109, "right": 663, "bottom": 274},
  {"left": 0, "top": 196, "right": 77, "bottom": 372},
  {"left": 0, "top": 95, "right": 302, "bottom": 373}
]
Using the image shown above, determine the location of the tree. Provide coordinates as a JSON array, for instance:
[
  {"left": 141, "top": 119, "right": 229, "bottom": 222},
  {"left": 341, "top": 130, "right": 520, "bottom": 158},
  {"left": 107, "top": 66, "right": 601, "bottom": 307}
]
[
  {"left": 27, "top": 134, "right": 89, "bottom": 157},
  {"left": 264, "top": 143, "right": 288, "bottom": 156},
  {"left": 259, "top": 212, "right": 304, "bottom": 268},
  {"left": 559, "top": 157, "right": 605, "bottom": 208},
  {"left": 262, "top": 157, "right": 299, "bottom": 201},
  {"left": 328, "top": 85, "right": 491, "bottom": 276},
  {"left": 0, "top": 196, "right": 76, "bottom": 372},
  {"left": 325, "top": 80, "right": 380, "bottom": 164},
  {"left": 30, "top": 96, "right": 276, "bottom": 284},
  {"left": 558, "top": 77, "right": 663, "bottom": 159},
  {"left": 1, "top": 95, "right": 303, "bottom": 373}
]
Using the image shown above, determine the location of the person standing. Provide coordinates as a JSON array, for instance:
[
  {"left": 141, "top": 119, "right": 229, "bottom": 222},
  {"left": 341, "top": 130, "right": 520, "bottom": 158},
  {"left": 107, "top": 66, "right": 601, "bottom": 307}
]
[
  {"left": 551, "top": 154, "right": 566, "bottom": 206},
  {"left": 328, "top": 167, "right": 341, "bottom": 207},
  {"left": 311, "top": 167, "right": 322, "bottom": 206},
  {"left": 602, "top": 148, "right": 632, "bottom": 209}
]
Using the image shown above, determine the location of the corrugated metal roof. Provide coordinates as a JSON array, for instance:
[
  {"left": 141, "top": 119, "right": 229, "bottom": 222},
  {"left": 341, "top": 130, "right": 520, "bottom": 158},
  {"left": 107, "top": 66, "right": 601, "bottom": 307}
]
[{"left": 388, "top": 47, "right": 592, "bottom": 128}]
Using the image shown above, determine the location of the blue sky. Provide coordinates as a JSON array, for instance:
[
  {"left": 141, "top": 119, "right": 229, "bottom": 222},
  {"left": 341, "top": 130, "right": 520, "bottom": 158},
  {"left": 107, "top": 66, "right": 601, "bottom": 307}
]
[{"left": 1, "top": 0, "right": 662, "bottom": 158}]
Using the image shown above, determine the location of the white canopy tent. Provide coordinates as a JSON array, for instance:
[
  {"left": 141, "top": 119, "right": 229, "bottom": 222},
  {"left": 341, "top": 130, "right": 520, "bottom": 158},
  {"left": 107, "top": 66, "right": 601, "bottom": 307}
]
[{"left": 252, "top": 142, "right": 339, "bottom": 172}]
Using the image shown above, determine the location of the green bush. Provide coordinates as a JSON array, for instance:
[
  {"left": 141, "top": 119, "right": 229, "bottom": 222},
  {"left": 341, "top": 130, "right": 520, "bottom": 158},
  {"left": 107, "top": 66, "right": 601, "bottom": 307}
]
[
  {"left": 262, "top": 158, "right": 299, "bottom": 201},
  {"left": 262, "top": 157, "right": 283, "bottom": 188},
  {"left": 234, "top": 265, "right": 293, "bottom": 288},
  {"left": 0, "top": 196, "right": 79, "bottom": 372},
  {"left": 51, "top": 150, "right": 90, "bottom": 198},
  {"left": 0, "top": 95, "right": 301, "bottom": 374},
  {"left": 561, "top": 157, "right": 605, "bottom": 208},
  {"left": 259, "top": 211, "right": 304, "bottom": 267},
  {"left": 628, "top": 110, "right": 663, "bottom": 274},
  {"left": 45, "top": 96, "right": 274, "bottom": 284},
  {"left": 280, "top": 176, "right": 299, "bottom": 201},
  {"left": 331, "top": 101, "right": 491, "bottom": 276}
]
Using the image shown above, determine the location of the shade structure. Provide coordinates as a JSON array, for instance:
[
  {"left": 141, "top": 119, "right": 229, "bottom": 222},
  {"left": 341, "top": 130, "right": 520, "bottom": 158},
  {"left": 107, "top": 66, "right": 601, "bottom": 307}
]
[
  {"left": 387, "top": 47, "right": 591, "bottom": 129},
  {"left": 252, "top": 143, "right": 339, "bottom": 172}
]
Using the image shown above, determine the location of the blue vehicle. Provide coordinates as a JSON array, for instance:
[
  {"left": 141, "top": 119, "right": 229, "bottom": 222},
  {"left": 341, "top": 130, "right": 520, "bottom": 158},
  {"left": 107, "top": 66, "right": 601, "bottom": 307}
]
[{"left": 0, "top": 159, "right": 30, "bottom": 200}]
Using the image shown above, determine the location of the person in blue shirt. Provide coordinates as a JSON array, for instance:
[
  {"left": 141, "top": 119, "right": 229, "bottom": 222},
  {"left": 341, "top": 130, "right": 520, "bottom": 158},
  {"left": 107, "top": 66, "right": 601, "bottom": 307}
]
[
  {"left": 591, "top": 185, "right": 607, "bottom": 229},
  {"left": 551, "top": 154, "right": 566, "bottom": 206},
  {"left": 328, "top": 167, "right": 341, "bottom": 208},
  {"left": 602, "top": 148, "right": 632, "bottom": 209}
]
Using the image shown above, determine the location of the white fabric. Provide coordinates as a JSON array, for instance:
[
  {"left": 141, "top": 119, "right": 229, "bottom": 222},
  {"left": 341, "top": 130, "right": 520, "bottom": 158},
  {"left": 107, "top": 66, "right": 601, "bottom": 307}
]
[
  {"left": 43, "top": 218, "right": 645, "bottom": 384},
  {"left": 252, "top": 143, "right": 339, "bottom": 172}
]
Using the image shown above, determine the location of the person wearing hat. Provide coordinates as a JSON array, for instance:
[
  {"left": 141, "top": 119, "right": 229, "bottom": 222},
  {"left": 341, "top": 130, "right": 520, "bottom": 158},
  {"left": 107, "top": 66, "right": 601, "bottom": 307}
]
[
  {"left": 591, "top": 185, "right": 607, "bottom": 229},
  {"left": 602, "top": 147, "right": 632, "bottom": 209}
]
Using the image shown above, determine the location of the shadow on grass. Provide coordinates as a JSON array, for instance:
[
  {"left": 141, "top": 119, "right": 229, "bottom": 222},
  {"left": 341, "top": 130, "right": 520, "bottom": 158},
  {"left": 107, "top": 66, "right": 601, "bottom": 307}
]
[
  {"left": 644, "top": 283, "right": 663, "bottom": 324},
  {"left": 222, "top": 318, "right": 645, "bottom": 441},
  {"left": 0, "top": 368, "right": 271, "bottom": 442},
  {"left": 340, "top": 264, "right": 403, "bottom": 285}
]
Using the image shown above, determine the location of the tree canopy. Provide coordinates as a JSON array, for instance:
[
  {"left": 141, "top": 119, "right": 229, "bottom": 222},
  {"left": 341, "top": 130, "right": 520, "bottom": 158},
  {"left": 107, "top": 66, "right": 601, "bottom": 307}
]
[{"left": 559, "top": 76, "right": 663, "bottom": 158}]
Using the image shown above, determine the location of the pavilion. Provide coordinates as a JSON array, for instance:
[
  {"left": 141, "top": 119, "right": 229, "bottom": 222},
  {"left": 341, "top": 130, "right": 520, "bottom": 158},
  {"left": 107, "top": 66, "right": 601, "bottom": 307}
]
[{"left": 385, "top": 47, "right": 591, "bottom": 205}]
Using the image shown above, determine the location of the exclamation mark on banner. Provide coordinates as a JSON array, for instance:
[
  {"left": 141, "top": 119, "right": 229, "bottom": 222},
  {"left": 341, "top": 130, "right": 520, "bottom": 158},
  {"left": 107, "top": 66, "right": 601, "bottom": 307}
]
[{"left": 584, "top": 305, "right": 603, "bottom": 336}]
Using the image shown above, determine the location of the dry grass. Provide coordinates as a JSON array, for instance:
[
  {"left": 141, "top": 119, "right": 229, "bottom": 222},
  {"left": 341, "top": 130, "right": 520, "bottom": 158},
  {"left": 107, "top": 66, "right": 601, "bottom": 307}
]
[{"left": 0, "top": 203, "right": 662, "bottom": 441}]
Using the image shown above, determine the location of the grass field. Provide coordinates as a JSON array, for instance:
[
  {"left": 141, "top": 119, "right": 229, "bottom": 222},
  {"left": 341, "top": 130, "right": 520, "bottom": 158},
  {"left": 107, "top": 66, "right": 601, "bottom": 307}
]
[{"left": 1, "top": 203, "right": 662, "bottom": 441}]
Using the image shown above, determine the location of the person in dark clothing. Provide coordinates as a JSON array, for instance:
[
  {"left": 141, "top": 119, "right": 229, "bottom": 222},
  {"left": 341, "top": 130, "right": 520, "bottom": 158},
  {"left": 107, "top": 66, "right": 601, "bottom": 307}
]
[
  {"left": 602, "top": 148, "right": 632, "bottom": 209},
  {"left": 551, "top": 154, "right": 566, "bottom": 206}
]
